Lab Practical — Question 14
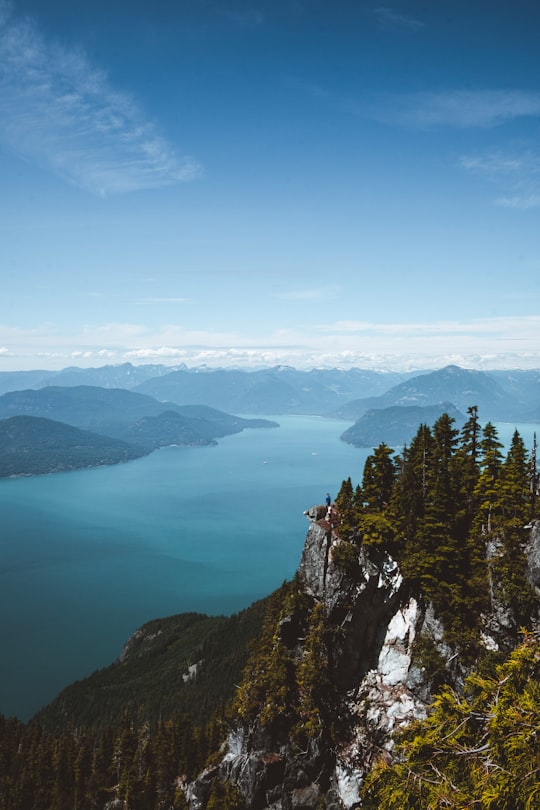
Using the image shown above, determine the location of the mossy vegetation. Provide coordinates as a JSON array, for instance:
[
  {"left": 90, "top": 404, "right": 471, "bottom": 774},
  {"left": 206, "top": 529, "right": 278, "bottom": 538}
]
[{"left": 330, "top": 540, "right": 360, "bottom": 575}]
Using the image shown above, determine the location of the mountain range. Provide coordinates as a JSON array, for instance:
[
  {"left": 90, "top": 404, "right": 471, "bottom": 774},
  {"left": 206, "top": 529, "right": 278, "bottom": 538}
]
[
  {"left": 1, "top": 363, "right": 538, "bottom": 421},
  {"left": 1, "top": 363, "right": 539, "bottom": 475},
  {"left": 334, "top": 364, "right": 540, "bottom": 422},
  {"left": 0, "top": 364, "right": 413, "bottom": 408}
]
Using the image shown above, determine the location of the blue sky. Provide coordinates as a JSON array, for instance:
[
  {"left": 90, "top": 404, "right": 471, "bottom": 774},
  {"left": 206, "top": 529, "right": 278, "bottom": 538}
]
[{"left": 1, "top": 0, "right": 539, "bottom": 371}]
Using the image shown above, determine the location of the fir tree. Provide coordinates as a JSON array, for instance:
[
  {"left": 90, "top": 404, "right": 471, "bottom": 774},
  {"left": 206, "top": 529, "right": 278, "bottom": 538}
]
[
  {"left": 454, "top": 405, "right": 481, "bottom": 536},
  {"left": 361, "top": 443, "right": 396, "bottom": 512},
  {"left": 499, "top": 429, "right": 530, "bottom": 526},
  {"left": 427, "top": 412, "right": 459, "bottom": 525},
  {"left": 335, "top": 476, "right": 355, "bottom": 539},
  {"left": 390, "top": 423, "right": 433, "bottom": 540},
  {"left": 473, "top": 421, "right": 504, "bottom": 535}
]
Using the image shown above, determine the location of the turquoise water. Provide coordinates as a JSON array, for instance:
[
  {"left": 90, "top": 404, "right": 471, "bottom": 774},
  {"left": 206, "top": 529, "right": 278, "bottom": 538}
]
[
  {"left": 1, "top": 416, "right": 538, "bottom": 722},
  {"left": 0, "top": 416, "right": 364, "bottom": 721}
]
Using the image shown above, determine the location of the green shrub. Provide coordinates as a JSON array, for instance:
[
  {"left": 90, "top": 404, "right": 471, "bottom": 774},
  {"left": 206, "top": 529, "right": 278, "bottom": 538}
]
[{"left": 331, "top": 541, "right": 359, "bottom": 575}]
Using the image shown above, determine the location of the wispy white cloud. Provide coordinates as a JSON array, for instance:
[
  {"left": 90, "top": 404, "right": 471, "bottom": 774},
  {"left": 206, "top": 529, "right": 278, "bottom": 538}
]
[
  {"left": 370, "top": 89, "right": 540, "bottom": 129},
  {"left": 275, "top": 285, "right": 341, "bottom": 302},
  {"left": 317, "top": 315, "right": 540, "bottom": 339},
  {"left": 372, "top": 6, "right": 425, "bottom": 30},
  {"left": 0, "top": 2, "right": 202, "bottom": 195},
  {"left": 460, "top": 148, "right": 540, "bottom": 208},
  {"left": 495, "top": 194, "right": 540, "bottom": 210}
]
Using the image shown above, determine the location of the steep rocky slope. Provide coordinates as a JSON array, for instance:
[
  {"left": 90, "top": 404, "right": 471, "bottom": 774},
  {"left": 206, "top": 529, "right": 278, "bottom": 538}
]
[{"left": 186, "top": 510, "right": 540, "bottom": 810}]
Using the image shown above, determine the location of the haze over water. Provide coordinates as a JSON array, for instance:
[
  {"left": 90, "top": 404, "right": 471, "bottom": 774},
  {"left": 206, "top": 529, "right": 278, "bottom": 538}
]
[{"left": 1, "top": 415, "right": 537, "bottom": 722}]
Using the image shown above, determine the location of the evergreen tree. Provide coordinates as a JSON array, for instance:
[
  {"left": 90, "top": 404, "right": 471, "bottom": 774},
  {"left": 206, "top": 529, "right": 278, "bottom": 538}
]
[
  {"left": 361, "top": 443, "right": 396, "bottom": 512},
  {"left": 530, "top": 432, "right": 538, "bottom": 516},
  {"left": 295, "top": 603, "right": 330, "bottom": 742},
  {"left": 473, "top": 421, "right": 504, "bottom": 535},
  {"left": 499, "top": 429, "right": 530, "bottom": 526},
  {"left": 490, "top": 430, "right": 537, "bottom": 630},
  {"left": 335, "top": 476, "right": 355, "bottom": 539},
  {"left": 427, "top": 412, "right": 459, "bottom": 524},
  {"left": 390, "top": 424, "right": 433, "bottom": 540},
  {"left": 454, "top": 405, "right": 481, "bottom": 536}
]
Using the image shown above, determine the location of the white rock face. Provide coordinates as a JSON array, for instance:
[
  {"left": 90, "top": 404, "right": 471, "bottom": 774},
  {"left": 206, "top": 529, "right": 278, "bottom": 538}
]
[
  {"left": 378, "top": 599, "right": 418, "bottom": 686},
  {"left": 182, "top": 660, "right": 202, "bottom": 683},
  {"left": 335, "top": 762, "right": 362, "bottom": 808},
  {"left": 526, "top": 519, "right": 540, "bottom": 596},
  {"left": 334, "top": 596, "right": 427, "bottom": 805},
  {"left": 223, "top": 728, "right": 244, "bottom": 759},
  {"left": 361, "top": 597, "right": 426, "bottom": 738}
]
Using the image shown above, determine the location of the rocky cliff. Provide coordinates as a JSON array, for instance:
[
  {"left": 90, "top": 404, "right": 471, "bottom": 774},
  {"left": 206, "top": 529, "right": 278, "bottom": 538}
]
[{"left": 185, "top": 510, "right": 540, "bottom": 810}]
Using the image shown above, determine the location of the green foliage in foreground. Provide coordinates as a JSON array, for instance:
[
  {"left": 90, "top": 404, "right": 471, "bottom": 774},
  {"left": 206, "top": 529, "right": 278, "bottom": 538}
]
[
  {"left": 1, "top": 622, "right": 538, "bottom": 809},
  {"left": 362, "top": 631, "right": 540, "bottom": 810}
]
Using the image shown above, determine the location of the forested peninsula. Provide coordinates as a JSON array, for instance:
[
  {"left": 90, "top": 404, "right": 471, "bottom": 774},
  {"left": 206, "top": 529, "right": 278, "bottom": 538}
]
[{"left": 0, "top": 386, "right": 278, "bottom": 478}]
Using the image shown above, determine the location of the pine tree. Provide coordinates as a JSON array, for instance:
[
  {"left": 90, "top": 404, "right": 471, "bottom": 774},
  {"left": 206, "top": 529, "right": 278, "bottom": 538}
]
[
  {"left": 335, "top": 476, "right": 355, "bottom": 539},
  {"left": 295, "top": 603, "right": 330, "bottom": 743},
  {"left": 491, "top": 430, "right": 537, "bottom": 630},
  {"left": 454, "top": 405, "right": 481, "bottom": 536},
  {"left": 390, "top": 424, "right": 433, "bottom": 539},
  {"left": 473, "top": 421, "right": 504, "bottom": 535},
  {"left": 427, "top": 412, "right": 459, "bottom": 525},
  {"left": 530, "top": 432, "right": 539, "bottom": 516},
  {"left": 361, "top": 443, "right": 396, "bottom": 512},
  {"left": 499, "top": 429, "right": 530, "bottom": 526}
]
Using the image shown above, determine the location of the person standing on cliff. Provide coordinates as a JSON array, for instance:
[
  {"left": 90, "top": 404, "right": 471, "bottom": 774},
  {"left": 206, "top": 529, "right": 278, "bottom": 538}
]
[{"left": 325, "top": 493, "right": 333, "bottom": 524}]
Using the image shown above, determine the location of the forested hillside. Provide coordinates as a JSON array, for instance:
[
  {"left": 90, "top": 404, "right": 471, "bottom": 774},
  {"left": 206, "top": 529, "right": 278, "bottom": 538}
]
[
  {"left": 0, "top": 388, "right": 277, "bottom": 477},
  {"left": 0, "top": 415, "right": 145, "bottom": 477},
  {"left": 36, "top": 598, "right": 270, "bottom": 732},
  {"left": 0, "top": 597, "right": 272, "bottom": 809}
]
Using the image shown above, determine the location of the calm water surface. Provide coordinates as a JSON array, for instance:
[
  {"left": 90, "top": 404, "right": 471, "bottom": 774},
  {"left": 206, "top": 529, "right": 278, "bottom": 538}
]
[
  {"left": 0, "top": 416, "right": 365, "bottom": 720},
  {"left": 1, "top": 416, "right": 537, "bottom": 721}
]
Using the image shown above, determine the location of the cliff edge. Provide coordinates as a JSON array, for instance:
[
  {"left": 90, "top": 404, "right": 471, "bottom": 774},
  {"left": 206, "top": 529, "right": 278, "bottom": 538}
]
[{"left": 186, "top": 510, "right": 540, "bottom": 810}]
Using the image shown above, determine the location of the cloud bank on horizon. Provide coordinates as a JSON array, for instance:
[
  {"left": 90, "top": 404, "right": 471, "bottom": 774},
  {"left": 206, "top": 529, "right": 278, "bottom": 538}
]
[
  {"left": 1, "top": 314, "right": 539, "bottom": 372},
  {"left": 0, "top": 1, "right": 539, "bottom": 372}
]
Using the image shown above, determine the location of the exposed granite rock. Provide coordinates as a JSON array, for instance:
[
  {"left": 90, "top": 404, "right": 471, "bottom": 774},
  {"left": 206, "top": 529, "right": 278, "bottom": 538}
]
[
  {"left": 185, "top": 507, "right": 540, "bottom": 810},
  {"left": 526, "top": 519, "right": 540, "bottom": 594}
]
